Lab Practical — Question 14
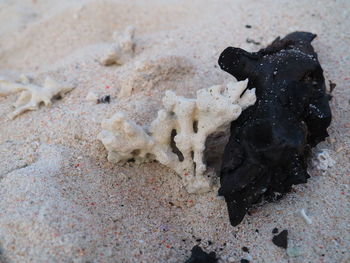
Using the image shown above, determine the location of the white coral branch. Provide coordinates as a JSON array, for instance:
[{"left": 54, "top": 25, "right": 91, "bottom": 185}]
[
  {"left": 0, "top": 76, "right": 73, "bottom": 119},
  {"left": 99, "top": 26, "right": 135, "bottom": 66},
  {"left": 98, "top": 80, "right": 256, "bottom": 193}
]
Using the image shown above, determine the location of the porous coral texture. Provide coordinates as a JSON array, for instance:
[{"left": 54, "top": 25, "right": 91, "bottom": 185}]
[
  {"left": 98, "top": 80, "right": 255, "bottom": 193},
  {"left": 0, "top": 76, "right": 73, "bottom": 119}
]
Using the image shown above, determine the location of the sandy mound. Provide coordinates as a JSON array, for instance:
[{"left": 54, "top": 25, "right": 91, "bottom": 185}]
[{"left": 0, "top": 0, "right": 349, "bottom": 262}]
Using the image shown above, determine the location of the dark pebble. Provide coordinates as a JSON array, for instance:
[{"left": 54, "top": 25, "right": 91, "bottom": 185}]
[
  {"left": 98, "top": 95, "right": 111, "bottom": 104},
  {"left": 185, "top": 245, "right": 217, "bottom": 263},
  {"left": 272, "top": 230, "right": 288, "bottom": 249},
  {"left": 242, "top": 247, "right": 249, "bottom": 253}
]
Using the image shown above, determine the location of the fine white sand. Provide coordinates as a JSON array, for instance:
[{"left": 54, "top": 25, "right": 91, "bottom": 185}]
[{"left": 0, "top": 0, "right": 349, "bottom": 262}]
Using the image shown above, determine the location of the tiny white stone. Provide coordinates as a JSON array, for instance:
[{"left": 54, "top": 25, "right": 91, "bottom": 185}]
[
  {"left": 85, "top": 91, "right": 99, "bottom": 102},
  {"left": 300, "top": 208, "right": 312, "bottom": 225}
]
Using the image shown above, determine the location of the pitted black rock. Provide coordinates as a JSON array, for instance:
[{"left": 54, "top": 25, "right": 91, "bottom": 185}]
[{"left": 218, "top": 32, "right": 332, "bottom": 226}]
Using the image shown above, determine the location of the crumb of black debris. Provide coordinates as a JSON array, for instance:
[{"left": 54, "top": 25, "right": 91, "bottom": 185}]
[
  {"left": 329, "top": 80, "right": 336, "bottom": 93},
  {"left": 242, "top": 247, "right": 249, "bottom": 253},
  {"left": 272, "top": 228, "right": 278, "bottom": 234},
  {"left": 246, "top": 38, "right": 260, "bottom": 45},
  {"left": 196, "top": 239, "right": 202, "bottom": 242},
  {"left": 272, "top": 230, "right": 288, "bottom": 249},
  {"left": 245, "top": 25, "right": 252, "bottom": 28},
  {"left": 208, "top": 241, "right": 213, "bottom": 246},
  {"left": 255, "top": 229, "right": 259, "bottom": 233},
  {"left": 241, "top": 259, "right": 250, "bottom": 263},
  {"left": 185, "top": 245, "right": 218, "bottom": 263},
  {"left": 97, "top": 95, "right": 111, "bottom": 104}
]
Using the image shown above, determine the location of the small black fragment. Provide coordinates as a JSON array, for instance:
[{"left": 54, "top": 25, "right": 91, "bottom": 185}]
[
  {"left": 272, "top": 230, "right": 288, "bottom": 249},
  {"left": 242, "top": 247, "right": 249, "bottom": 253},
  {"left": 97, "top": 95, "right": 111, "bottom": 104},
  {"left": 329, "top": 80, "right": 336, "bottom": 93},
  {"left": 241, "top": 259, "right": 250, "bottom": 263},
  {"left": 246, "top": 38, "right": 260, "bottom": 45},
  {"left": 245, "top": 25, "right": 252, "bottom": 29},
  {"left": 208, "top": 241, "right": 213, "bottom": 246},
  {"left": 196, "top": 239, "right": 202, "bottom": 243},
  {"left": 255, "top": 229, "right": 259, "bottom": 233},
  {"left": 272, "top": 228, "right": 279, "bottom": 234},
  {"left": 185, "top": 245, "right": 218, "bottom": 263}
]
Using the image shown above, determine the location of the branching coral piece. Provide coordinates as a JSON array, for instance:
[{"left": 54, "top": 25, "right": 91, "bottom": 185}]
[
  {"left": 98, "top": 80, "right": 255, "bottom": 193},
  {"left": 0, "top": 76, "right": 73, "bottom": 119},
  {"left": 100, "top": 26, "right": 135, "bottom": 66}
]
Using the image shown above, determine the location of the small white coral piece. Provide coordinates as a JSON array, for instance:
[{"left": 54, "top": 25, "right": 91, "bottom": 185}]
[
  {"left": 299, "top": 208, "right": 312, "bottom": 225},
  {"left": 0, "top": 76, "right": 73, "bottom": 119},
  {"left": 100, "top": 26, "right": 135, "bottom": 66},
  {"left": 98, "top": 80, "right": 256, "bottom": 193},
  {"left": 85, "top": 91, "right": 99, "bottom": 102},
  {"left": 312, "top": 149, "right": 335, "bottom": 172}
]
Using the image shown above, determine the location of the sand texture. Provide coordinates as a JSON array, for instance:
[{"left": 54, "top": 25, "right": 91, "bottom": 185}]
[{"left": 0, "top": 0, "right": 349, "bottom": 262}]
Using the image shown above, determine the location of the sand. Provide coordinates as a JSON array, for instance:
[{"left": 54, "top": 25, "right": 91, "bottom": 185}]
[{"left": 0, "top": 0, "right": 349, "bottom": 262}]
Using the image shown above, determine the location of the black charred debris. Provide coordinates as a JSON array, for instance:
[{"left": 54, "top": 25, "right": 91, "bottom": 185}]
[
  {"left": 272, "top": 230, "right": 288, "bottom": 249},
  {"left": 97, "top": 95, "right": 111, "bottom": 104},
  {"left": 218, "top": 31, "right": 332, "bottom": 226},
  {"left": 185, "top": 245, "right": 218, "bottom": 263}
]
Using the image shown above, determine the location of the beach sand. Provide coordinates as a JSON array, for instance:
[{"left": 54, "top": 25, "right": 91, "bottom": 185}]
[{"left": 0, "top": 0, "right": 349, "bottom": 262}]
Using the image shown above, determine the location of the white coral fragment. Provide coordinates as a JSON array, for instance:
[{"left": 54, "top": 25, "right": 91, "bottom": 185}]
[
  {"left": 312, "top": 149, "right": 335, "bottom": 172},
  {"left": 98, "top": 80, "right": 256, "bottom": 193},
  {"left": 100, "top": 26, "right": 135, "bottom": 66},
  {"left": 300, "top": 208, "right": 312, "bottom": 225},
  {"left": 0, "top": 76, "right": 73, "bottom": 119}
]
